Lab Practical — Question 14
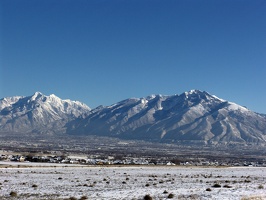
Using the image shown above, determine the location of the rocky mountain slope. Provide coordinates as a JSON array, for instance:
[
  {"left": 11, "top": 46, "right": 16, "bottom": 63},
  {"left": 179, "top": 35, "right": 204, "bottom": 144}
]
[
  {"left": 1, "top": 90, "right": 266, "bottom": 145},
  {"left": 67, "top": 90, "right": 266, "bottom": 145},
  {"left": 0, "top": 92, "right": 91, "bottom": 134}
]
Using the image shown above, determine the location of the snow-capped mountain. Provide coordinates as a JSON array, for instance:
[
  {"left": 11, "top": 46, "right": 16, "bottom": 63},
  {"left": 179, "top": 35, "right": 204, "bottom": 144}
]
[
  {"left": 67, "top": 90, "right": 266, "bottom": 145},
  {"left": 1, "top": 90, "right": 266, "bottom": 145},
  {"left": 0, "top": 92, "right": 91, "bottom": 134}
]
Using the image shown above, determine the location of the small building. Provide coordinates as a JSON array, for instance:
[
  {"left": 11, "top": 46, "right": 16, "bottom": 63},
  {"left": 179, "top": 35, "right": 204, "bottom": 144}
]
[{"left": 19, "top": 156, "right": 25, "bottom": 162}]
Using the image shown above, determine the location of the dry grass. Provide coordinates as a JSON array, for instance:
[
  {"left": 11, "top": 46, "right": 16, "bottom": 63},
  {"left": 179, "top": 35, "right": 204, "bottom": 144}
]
[{"left": 241, "top": 195, "right": 266, "bottom": 200}]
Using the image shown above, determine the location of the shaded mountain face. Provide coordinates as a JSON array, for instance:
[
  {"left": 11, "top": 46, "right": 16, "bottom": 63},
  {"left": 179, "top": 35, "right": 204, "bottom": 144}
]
[
  {"left": 0, "top": 92, "right": 91, "bottom": 134},
  {"left": 67, "top": 90, "right": 266, "bottom": 145}
]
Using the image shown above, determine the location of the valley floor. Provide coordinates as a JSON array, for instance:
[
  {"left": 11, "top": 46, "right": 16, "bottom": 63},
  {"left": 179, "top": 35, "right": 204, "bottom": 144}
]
[{"left": 0, "top": 163, "right": 266, "bottom": 200}]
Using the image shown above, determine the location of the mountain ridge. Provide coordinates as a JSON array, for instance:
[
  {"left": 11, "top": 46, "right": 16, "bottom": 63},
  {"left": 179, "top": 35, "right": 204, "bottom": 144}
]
[
  {"left": 0, "top": 92, "right": 91, "bottom": 134},
  {"left": 66, "top": 90, "right": 266, "bottom": 145},
  {"left": 1, "top": 90, "right": 265, "bottom": 145}
]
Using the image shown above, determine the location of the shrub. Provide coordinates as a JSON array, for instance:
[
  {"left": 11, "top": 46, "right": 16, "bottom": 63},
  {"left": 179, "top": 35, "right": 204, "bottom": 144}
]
[
  {"left": 258, "top": 185, "right": 264, "bottom": 189},
  {"left": 223, "top": 185, "right": 232, "bottom": 188},
  {"left": 212, "top": 183, "right": 221, "bottom": 188},
  {"left": 167, "top": 193, "right": 174, "bottom": 198},
  {"left": 144, "top": 194, "right": 152, "bottom": 200},
  {"left": 10, "top": 191, "right": 18, "bottom": 197},
  {"left": 69, "top": 197, "right": 78, "bottom": 200},
  {"left": 240, "top": 196, "right": 265, "bottom": 200},
  {"left": 80, "top": 196, "right": 88, "bottom": 200}
]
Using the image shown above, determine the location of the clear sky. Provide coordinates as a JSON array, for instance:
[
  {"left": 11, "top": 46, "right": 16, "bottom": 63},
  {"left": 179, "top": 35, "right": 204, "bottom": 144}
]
[{"left": 1, "top": 0, "right": 266, "bottom": 113}]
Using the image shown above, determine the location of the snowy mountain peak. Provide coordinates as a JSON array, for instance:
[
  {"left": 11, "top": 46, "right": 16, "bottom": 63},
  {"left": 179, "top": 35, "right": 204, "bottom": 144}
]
[
  {"left": 184, "top": 89, "right": 204, "bottom": 95},
  {"left": 0, "top": 92, "right": 91, "bottom": 134},
  {"left": 146, "top": 94, "right": 156, "bottom": 100},
  {"left": 67, "top": 90, "right": 266, "bottom": 145},
  {"left": 184, "top": 89, "right": 202, "bottom": 96},
  {"left": 33, "top": 91, "right": 43, "bottom": 96},
  {"left": 145, "top": 94, "right": 167, "bottom": 102},
  {"left": 187, "top": 89, "right": 199, "bottom": 94},
  {"left": 49, "top": 93, "right": 59, "bottom": 99},
  {"left": 1, "top": 90, "right": 266, "bottom": 145},
  {"left": 227, "top": 102, "right": 249, "bottom": 112},
  {"left": 0, "top": 96, "right": 23, "bottom": 110},
  {"left": 31, "top": 91, "right": 44, "bottom": 100},
  {"left": 211, "top": 95, "right": 226, "bottom": 102},
  {"left": 24, "top": 92, "right": 91, "bottom": 111}
]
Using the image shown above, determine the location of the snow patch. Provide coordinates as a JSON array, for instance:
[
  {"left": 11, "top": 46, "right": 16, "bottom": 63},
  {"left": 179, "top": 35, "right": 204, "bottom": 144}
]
[
  {"left": 0, "top": 165, "right": 265, "bottom": 200},
  {"left": 228, "top": 102, "right": 249, "bottom": 112},
  {"left": 212, "top": 95, "right": 226, "bottom": 102},
  {"left": 160, "top": 130, "right": 167, "bottom": 138}
]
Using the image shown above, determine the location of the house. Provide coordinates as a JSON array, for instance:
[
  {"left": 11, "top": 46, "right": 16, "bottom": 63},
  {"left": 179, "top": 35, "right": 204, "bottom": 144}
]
[{"left": 19, "top": 156, "right": 25, "bottom": 162}]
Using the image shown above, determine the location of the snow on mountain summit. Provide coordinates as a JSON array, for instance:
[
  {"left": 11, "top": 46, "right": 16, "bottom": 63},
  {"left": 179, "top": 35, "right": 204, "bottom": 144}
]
[
  {"left": 67, "top": 90, "right": 266, "bottom": 145},
  {"left": 1, "top": 90, "right": 266, "bottom": 145},
  {"left": 0, "top": 92, "right": 91, "bottom": 134},
  {"left": 0, "top": 96, "right": 24, "bottom": 110}
]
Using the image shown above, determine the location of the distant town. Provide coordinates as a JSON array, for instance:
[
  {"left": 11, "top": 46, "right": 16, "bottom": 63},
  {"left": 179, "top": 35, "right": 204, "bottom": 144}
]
[
  {"left": 1, "top": 152, "right": 266, "bottom": 167},
  {"left": 1, "top": 134, "right": 266, "bottom": 169}
]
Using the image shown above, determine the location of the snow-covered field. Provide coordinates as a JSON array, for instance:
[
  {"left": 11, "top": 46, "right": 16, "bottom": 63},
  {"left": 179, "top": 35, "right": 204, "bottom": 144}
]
[{"left": 0, "top": 163, "right": 265, "bottom": 200}]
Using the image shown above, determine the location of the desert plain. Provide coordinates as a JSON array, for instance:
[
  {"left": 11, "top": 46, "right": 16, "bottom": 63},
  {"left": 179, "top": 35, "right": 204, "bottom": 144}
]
[{"left": 0, "top": 162, "right": 266, "bottom": 200}]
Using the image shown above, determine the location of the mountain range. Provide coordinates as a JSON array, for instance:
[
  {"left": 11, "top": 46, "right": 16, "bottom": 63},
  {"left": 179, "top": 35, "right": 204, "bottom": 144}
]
[
  {"left": 0, "top": 92, "right": 90, "bottom": 134},
  {"left": 1, "top": 90, "right": 266, "bottom": 145}
]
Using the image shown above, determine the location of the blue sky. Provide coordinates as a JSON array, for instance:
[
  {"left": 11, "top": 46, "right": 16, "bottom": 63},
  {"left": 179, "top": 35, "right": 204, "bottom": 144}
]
[{"left": 1, "top": 0, "right": 266, "bottom": 113}]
